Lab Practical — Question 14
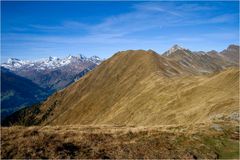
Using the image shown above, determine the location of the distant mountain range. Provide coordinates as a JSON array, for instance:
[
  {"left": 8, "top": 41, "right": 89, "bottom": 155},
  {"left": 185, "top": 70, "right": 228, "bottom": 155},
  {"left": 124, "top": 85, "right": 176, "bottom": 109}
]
[
  {"left": 3, "top": 44, "right": 239, "bottom": 126},
  {"left": 162, "top": 44, "right": 239, "bottom": 74},
  {"left": 1, "top": 54, "right": 103, "bottom": 119},
  {"left": 2, "top": 54, "right": 102, "bottom": 70},
  {"left": 2, "top": 55, "right": 102, "bottom": 91}
]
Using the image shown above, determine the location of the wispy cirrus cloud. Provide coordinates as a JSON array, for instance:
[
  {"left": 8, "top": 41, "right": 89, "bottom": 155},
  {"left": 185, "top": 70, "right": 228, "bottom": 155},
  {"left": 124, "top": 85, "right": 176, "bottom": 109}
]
[
  {"left": 133, "top": 2, "right": 183, "bottom": 17},
  {"left": 30, "top": 21, "right": 89, "bottom": 31},
  {"left": 2, "top": 1, "right": 239, "bottom": 61},
  {"left": 23, "top": 2, "right": 236, "bottom": 36}
]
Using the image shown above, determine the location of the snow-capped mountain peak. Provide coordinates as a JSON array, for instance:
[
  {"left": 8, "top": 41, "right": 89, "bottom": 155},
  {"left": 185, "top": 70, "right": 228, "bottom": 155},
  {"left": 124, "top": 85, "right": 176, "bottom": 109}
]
[
  {"left": 7, "top": 58, "right": 20, "bottom": 63},
  {"left": 78, "top": 54, "right": 87, "bottom": 60},
  {"left": 48, "top": 56, "right": 54, "bottom": 61},
  {"left": 168, "top": 44, "right": 185, "bottom": 54},
  {"left": 89, "top": 55, "right": 102, "bottom": 65},
  {"left": 163, "top": 44, "right": 189, "bottom": 56},
  {"left": 2, "top": 54, "right": 102, "bottom": 71},
  {"left": 7, "top": 58, "right": 29, "bottom": 64},
  {"left": 47, "top": 56, "right": 60, "bottom": 62},
  {"left": 170, "top": 44, "right": 184, "bottom": 52},
  {"left": 4, "top": 58, "right": 29, "bottom": 69},
  {"left": 67, "top": 55, "right": 74, "bottom": 60},
  {"left": 90, "top": 55, "right": 101, "bottom": 60}
]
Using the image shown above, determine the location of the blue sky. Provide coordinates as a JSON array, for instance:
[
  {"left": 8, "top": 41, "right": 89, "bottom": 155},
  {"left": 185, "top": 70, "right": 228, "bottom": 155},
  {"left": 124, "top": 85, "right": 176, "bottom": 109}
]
[{"left": 1, "top": 1, "right": 239, "bottom": 62}]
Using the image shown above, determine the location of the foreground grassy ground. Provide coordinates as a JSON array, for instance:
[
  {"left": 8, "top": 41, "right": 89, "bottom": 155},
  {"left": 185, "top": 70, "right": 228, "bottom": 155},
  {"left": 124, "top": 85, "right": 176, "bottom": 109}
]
[{"left": 1, "top": 121, "right": 239, "bottom": 159}]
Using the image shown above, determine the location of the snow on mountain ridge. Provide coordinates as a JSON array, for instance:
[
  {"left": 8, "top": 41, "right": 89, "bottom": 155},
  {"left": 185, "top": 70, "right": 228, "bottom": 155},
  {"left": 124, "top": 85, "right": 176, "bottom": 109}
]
[
  {"left": 88, "top": 55, "right": 102, "bottom": 65},
  {"left": 2, "top": 54, "right": 102, "bottom": 71},
  {"left": 169, "top": 44, "right": 184, "bottom": 53},
  {"left": 163, "top": 44, "right": 190, "bottom": 56}
]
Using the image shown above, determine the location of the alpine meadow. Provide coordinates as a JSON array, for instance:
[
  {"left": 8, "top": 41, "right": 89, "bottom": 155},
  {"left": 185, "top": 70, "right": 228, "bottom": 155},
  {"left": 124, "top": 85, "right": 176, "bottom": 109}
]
[{"left": 1, "top": 1, "right": 239, "bottom": 159}]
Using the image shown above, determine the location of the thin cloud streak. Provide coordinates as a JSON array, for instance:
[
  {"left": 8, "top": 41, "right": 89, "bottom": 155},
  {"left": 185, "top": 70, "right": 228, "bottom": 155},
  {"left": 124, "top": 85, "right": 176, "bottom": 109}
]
[
  {"left": 11, "top": 2, "right": 235, "bottom": 36},
  {"left": 2, "top": 1, "right": 239, "bottom": 61}
]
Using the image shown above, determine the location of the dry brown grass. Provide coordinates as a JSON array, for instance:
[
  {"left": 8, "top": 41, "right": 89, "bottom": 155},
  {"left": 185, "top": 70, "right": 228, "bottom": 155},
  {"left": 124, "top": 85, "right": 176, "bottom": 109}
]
[
  {"left": 4, "top": 59, "right": 238, "bottom": 127},
  {"left": 2, "top": 51, "right": 239, "bottom": 159},
  {"left": 2, "top": 120, "right": 239, "bottom": 159}
]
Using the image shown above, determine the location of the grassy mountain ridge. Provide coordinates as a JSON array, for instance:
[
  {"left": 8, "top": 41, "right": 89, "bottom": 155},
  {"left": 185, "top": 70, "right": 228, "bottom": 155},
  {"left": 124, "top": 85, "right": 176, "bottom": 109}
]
[
  {"left": 3, "top": 50, "right": 239, "bottom": 126},
  {"left": 163, "top": 45, "right": 239, "bottom": 74}
]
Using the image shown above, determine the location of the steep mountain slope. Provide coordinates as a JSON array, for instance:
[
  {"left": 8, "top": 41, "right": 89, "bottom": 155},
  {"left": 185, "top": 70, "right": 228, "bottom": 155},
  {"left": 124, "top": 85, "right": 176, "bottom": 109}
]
[
  {"left": 1, "top": 55, "right": 102, "bottom": 91},
  {"left": 162, "top": 44, "right": 238, "bottom": 74},
  {"left": 1, "top": 67, "right": 50, "bottom": 119},
  {"left": 3, "top": 50, "right": 239, "bottom": 126}
]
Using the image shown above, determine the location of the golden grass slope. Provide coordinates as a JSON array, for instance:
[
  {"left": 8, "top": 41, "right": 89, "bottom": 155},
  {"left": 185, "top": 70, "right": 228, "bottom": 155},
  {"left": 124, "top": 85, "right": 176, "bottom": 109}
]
[{"left": 3, "top": 50, "right": 239, "bottom": 126}]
